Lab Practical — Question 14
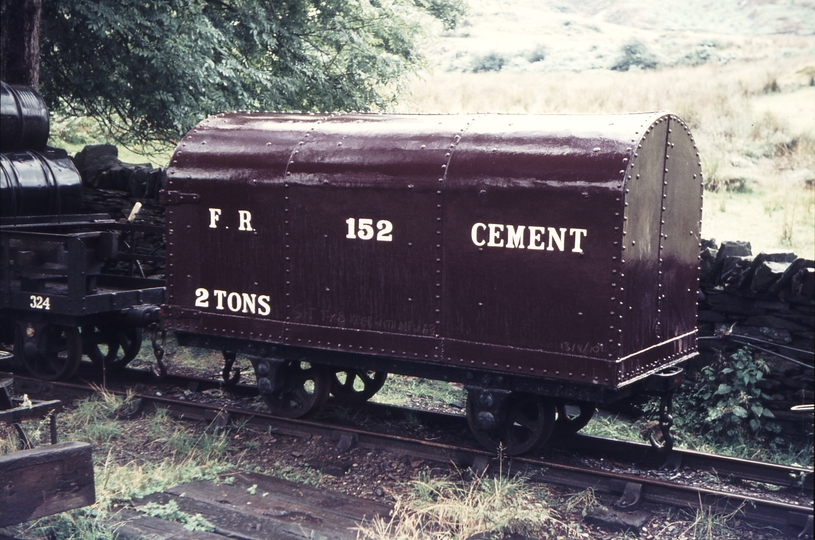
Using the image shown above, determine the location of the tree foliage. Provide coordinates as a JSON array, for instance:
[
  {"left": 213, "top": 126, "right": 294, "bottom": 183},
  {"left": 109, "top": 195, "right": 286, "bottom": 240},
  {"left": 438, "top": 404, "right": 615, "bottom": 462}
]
[{"left": 39, "top": 0, "right": 464, "bottom": 146}]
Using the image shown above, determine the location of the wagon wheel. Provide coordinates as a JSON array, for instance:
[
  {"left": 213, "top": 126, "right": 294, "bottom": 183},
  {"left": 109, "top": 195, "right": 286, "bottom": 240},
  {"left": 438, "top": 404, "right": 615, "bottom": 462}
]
[
  {"left": 82, "top": 325, "right": 143, "bottom": 370},
  {"left": 330, "top": 369, "right": 387, "bottom": 403},
  {"left": 16, "top": 324, "right": 82, "bottom": 381},
  {"left": 554, "top": 402, "right": 595, "bottom": 436},
  {"left": 466, "top": 392, "right": 556, "bottom": 456},
  {"left": 260, "top": 361, "right": 330, "bottom": 419}
]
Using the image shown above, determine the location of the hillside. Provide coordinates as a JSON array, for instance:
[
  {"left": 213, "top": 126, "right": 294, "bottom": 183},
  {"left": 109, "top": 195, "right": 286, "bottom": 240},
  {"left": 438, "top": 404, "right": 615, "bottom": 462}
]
[{"left": 427, "top": 0, "right": 815, "bottom": 73}]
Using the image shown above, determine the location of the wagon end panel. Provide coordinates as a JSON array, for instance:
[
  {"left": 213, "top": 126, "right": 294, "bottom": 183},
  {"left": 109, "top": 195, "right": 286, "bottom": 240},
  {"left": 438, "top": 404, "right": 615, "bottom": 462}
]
[
  {"left": 618, "top": 118, "right": 668, "bottom": 361},
  {"left": 658, "top": 117, "right": 703, "bottom": 352},
  {"left": 617, "top": 114, "right": 701, "bottom": 384}
]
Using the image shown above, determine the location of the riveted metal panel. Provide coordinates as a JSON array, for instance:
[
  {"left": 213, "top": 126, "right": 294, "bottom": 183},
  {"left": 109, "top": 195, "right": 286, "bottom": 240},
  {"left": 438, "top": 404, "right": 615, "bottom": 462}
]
[
  {"left": 443, "top": 115, "right": 636, "bottom": 357},
  {"left": 619, "top": 117, "right": 668, "bottom": 359},
  {"left": 165, "top": 112, "right": 702, "bottom": 392},
  {"left": 283, "top": 115, "right": 470, "bottom": 359},
  {"left": 659, "top": 117, "right": 703, "bottom": 344},
  {"left": 165, "top": 113, "right": 328, "bottom": 338}
]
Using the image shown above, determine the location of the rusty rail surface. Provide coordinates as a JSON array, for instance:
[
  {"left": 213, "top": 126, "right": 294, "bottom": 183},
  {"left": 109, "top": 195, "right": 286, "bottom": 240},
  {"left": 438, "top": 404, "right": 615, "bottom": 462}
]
[{"left": 5, "top": 370, "right": 813, "bottom": 536}]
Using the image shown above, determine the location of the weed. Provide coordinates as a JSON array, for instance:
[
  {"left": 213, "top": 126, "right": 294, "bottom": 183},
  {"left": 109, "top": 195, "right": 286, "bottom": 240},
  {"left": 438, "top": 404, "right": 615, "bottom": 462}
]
[
  {"left": 271, "top": 461, "right": 323, "bottom": 486},
  {"left": 563, "top": 488, "right": 599, "bottom": 516},
  {"left": 140, "top": 499, "right": 215, "bottom": 532},
  {"left": 674, "top": 499, "right": 746, "bottom": 540},
  {"left": 373, "top": 374, "right": 463, "bottom": 409},
  {"left": 356, "top": 466, "right": 573, "bottom": 539},
  {"left": 677, "top": 349, "right": 782, "bottom": 445},
  {"left": 66, "top": 388, "right": 138, "bottom": 444}
]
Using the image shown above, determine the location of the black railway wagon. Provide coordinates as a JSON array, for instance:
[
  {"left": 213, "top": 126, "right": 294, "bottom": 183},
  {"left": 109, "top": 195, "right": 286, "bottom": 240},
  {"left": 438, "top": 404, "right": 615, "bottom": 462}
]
[
  {"left": 1, "top": 82, "right": 164, "bottom": 381},
  {"left": 162, "top": 112, "right": 703, "bottom": 454}
]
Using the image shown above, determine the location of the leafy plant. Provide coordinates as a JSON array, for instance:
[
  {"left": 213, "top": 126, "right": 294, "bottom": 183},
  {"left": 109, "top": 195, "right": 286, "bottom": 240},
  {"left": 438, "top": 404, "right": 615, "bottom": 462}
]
[
  {"left": 140, "top": 499, "right": 215, "bottom": 532},
  {"left": 678, "top": 349, "right": 781, "bottom": 444}
]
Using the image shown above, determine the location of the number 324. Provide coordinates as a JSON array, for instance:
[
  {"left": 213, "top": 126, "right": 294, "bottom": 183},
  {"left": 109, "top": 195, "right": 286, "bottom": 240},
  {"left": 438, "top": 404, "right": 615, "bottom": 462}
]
[{"left": 29, "top": 295, "right": 51, "bottom": 310}]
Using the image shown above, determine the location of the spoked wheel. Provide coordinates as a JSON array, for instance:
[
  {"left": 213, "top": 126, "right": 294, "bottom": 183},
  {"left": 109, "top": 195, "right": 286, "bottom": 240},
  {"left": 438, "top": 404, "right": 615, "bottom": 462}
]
[
  {"left": 260, "top": 361, "right": 330, "bottom": 419},
  {"left": 466, "top": 392, "right": 556, "bottom": 456},
  {"left": 82, "top": 325, "right": 143, "bottom": 370},
  {"left": 330, "top": 369, "right": 387, "bottom": 403},
  {"left": 554, "top": 402, "right": 595, "bottom": 436},
  {"left": 16, "top": 324, "right": 82, "bottom": 381}
]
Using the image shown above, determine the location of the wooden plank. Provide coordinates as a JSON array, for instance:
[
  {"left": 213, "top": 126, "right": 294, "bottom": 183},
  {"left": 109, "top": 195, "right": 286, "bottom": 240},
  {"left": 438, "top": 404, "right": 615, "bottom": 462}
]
[
  {"left": 129, "top": 474, "right": 391, "bottom": 540},
  {"left": 0, "top": 441, "right": 95, "bottom": 527},
  {"left": 113, "top": 509, "right": 227, "bottom": 540},
  {"left": 218, "top": 471, "right": 391, "bottom": 522},
  {"left": 0, "top": 399, "right": 62, "bottom": 424}
]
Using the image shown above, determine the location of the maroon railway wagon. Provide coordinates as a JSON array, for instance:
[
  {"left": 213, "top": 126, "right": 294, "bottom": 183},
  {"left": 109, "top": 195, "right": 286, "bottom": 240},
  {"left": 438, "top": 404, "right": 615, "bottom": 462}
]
[{"left": 162, "top": 112, "right": 704, "bottom": 454}]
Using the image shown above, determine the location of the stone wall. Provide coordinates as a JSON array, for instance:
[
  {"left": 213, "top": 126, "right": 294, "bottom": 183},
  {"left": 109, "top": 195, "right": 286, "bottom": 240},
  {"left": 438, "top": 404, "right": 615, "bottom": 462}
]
[{"left": 697, "top": 239, "right": 814, "bottom": 431}]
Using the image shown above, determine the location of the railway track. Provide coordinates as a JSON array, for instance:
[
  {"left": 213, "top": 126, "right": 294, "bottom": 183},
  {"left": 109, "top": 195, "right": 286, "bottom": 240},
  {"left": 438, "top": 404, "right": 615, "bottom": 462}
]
[{"left": 4, "top": 367, "right": 813, "bottom": 537}]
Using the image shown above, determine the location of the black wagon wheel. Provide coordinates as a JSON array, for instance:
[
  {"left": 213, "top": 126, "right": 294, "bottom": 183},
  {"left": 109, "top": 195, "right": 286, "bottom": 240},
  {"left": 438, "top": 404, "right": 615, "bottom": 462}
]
[
  {"left": 260, "top": 360, "right": 330, "bottom": 419},
  {"left": 330, "top": 369, "right": 388, "bottom": 403},
  {"left": 466, "top": 392, "right": 556, "bottom": 456},
  {"left": 16, "top": 324, "right": 82, "bottom": 381},
  {"left": 82, "top": 325, "right": 143, "bottom": 370},
  {"left": 554, "top": 402, "right": 595, "bottom": 436}
]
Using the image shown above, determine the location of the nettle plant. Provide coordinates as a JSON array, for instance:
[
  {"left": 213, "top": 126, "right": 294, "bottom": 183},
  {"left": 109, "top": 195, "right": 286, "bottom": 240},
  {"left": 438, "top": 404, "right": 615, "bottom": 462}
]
[{"left": 682, "top": 348, "right": 781, "bottom": 444}]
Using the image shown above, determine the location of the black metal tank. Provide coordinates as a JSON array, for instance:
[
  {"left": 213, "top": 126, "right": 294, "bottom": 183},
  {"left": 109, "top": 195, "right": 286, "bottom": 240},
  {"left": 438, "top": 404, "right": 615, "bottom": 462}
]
[
  {"left": 1, "top": 81, "right": 50, "bottom": 152},
  {"left": 0, "top": 148, "right": 83, "bottom": 218}
]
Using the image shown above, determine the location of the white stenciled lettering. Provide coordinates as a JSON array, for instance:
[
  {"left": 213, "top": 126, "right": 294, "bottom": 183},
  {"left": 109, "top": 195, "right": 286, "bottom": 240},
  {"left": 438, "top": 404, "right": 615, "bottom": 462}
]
[
  {"left": 209, "top": 208, "right": 222, "bottom": 228},
  {"left": 227, "top": 292, "right": 242, "bottom": 312},
  {"left": 194, "top": 288, "right": 209, "bottom": 307},
  {"left": 528, "top": 226, "right": 546, "bottom": 250},
  {"left": 193, "top": 288, "right": 272, "bottom": 317},
  {"left": 471, "top": 223, "right": 486, "bottom": 246},
  {"left": 213, "top": 290, "right": 227, "bottom": 310},
  {"left": 29, "top": 295, "right": 51, "bottom": 310},
  {"left": 471, "top": 222, "right": 588, "bottom": 254},
  {"left": 238, "top": 210, "right": 254, "bottom": 231},
  {"left": 376, "top": 220, "right": 393, "bottom": 241},
  {"left": 547, "top": 227, "right": 567, "bottom": 252},
  {"left": 258, "top": 295, "right": 271, "bottom": 316},
  {"left": 506, "top": 225, "right": 525, "bottom": 249},
  {"left": 241, "top": 293, "right": 257, "bottom": 314},
  {"left": 570, "top": 228, "right": 588, "bottom": 253},
  {"left": 487, "top": 223, "right": 504, "bottom": 247},
  {"left": 346, "top": 218, "right": 394, "bottom": 241},
  {"left": 357, "top": 218, "right": 374, "bottom": 239}
]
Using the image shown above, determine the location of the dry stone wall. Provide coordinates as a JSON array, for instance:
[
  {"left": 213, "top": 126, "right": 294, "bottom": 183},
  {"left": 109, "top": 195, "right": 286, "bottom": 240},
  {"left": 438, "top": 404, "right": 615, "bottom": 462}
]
[{"left": 697, "top": 239, "right": 814, "bottom": 431}]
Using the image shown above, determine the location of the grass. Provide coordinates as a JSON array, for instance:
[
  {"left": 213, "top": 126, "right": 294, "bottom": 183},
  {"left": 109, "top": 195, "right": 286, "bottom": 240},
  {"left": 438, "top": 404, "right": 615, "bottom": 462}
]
[
  {"left": 355, "top": 465, "right": 576, "bottom": 539},
  {"left": 0, "top": 389, "right": 240, "bottom": 539},
  {"left": 372, "top": 374, "right": 464, "bottom": 410}
]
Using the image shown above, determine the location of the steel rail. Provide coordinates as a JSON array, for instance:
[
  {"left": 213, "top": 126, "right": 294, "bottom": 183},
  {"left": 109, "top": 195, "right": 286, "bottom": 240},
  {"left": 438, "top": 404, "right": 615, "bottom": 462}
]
[{"left": 5, "top": 371, "right": 814, "bottom": 536}]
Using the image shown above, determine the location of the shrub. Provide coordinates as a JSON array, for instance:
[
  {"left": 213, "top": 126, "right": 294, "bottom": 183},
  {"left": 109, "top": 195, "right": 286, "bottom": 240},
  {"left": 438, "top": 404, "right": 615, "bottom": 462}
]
[
  {"left": 470, "top": 52, "right": 508, "bottom": 72},
  {"left": 524, "top": 44, "right": 547, "bottom": 63},
  {"left": 678, "top": 349, "right": 782, "bottom": 445},
  {"left": 611, "top": 39, "right": 658, "bottom": 71}
]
